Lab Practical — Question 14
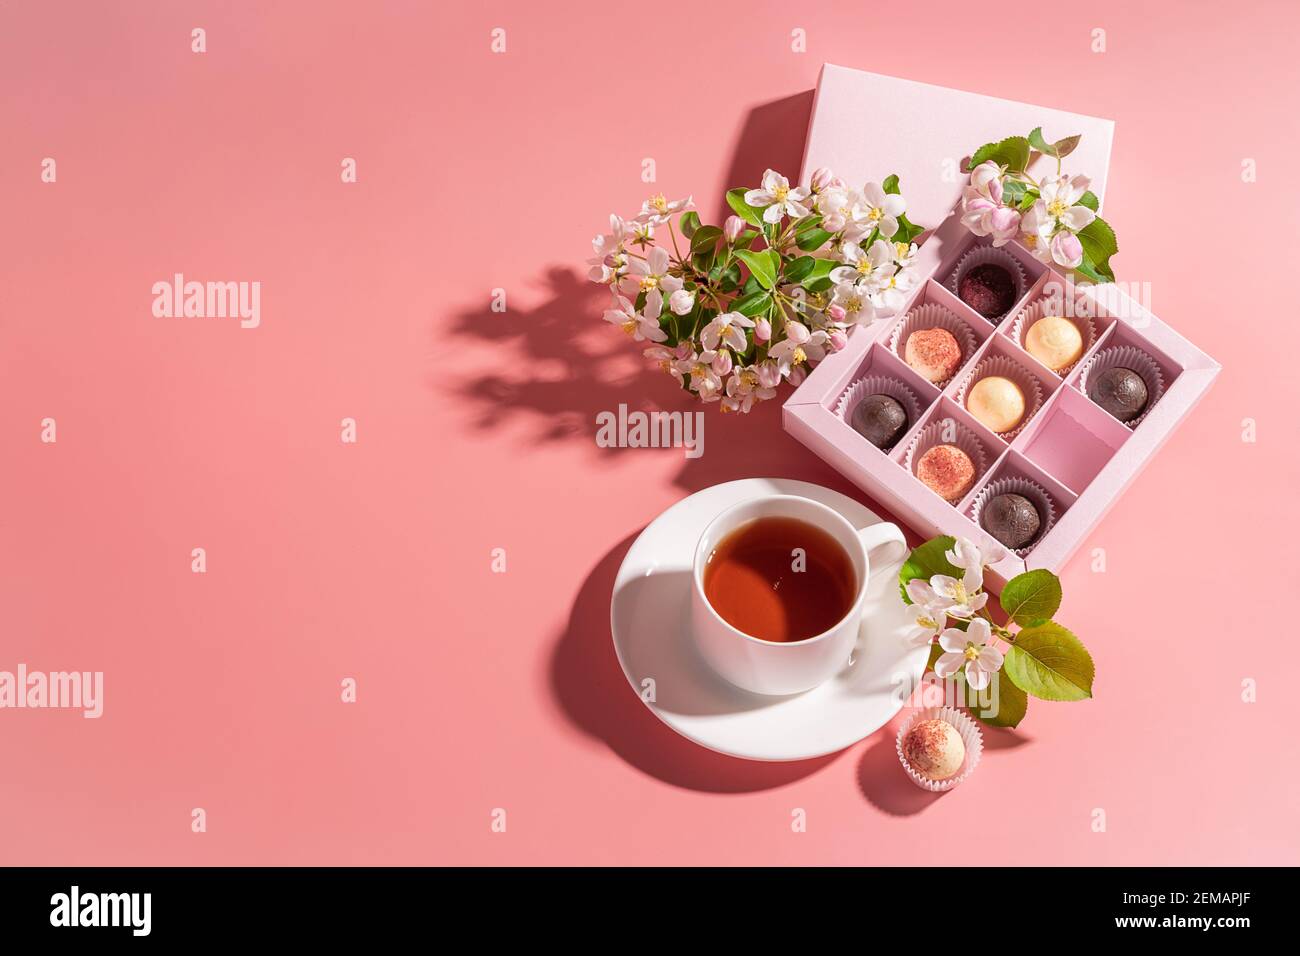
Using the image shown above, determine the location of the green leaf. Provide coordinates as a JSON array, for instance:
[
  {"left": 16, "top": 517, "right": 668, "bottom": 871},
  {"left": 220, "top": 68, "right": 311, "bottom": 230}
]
[
  {"left": 1076, "top": 216, "right": 1118, "bottom": 282},
  {"left": 689, "top": 225, "right": 722, "bottom": 257},
  {"left": 882, "top": 173, "right": 901, "bottom": 194},
  {"left": 735, "top": 249, "right": 777, "bottom": 289},
  {"left": 679, "top": 211, "right": 701, "bottom": 239},
  {"left": 1003, "top": 623, "right": 1094, "bottom": 702},
  {"left": 970, "top": 136, "right": 1031, "bottom": 174},
  {"left": 899, "top": 536, "right": 960, "bottom": 603},
  {"left": 794, "top": 213, "right": 824, "bottom": 234},
  {"left": 733, "top": 227, "right": 760, "bottom": 249},
  {"left": 727, "top": 188, "right": 765, "bottom": 228},
  {"left": 1017, "top": 189, "right": 1040, "bottom": 212},
  {"left": 972, "top": 669, "right": 1029, "bottom": 728},
  {"left": 1076, "top": 191, "right": 1099, "bottom": 212},
  {"left": 784, "top": 255, "right": 816, "bottom": 283},
  {"left": 732, "top": 289, "right": 772, "bottom": 317},
  {"left": 799, "top": 258, "right": 836, "bottom": 289},
  {"left": 892, "top": 213, "right": 924, "bottom": 245},
  {"left": 999, "top": 569, "right": 1062, "bottom": 627},
  {"left": 1028, "top": 127, "right": 1081, "bottom": 160},
  {"left": 719, "top": 262, "right": 742, "bottom": 293},
  {"left": 795, "top": 228, "right": 834, "bottom": 252}
]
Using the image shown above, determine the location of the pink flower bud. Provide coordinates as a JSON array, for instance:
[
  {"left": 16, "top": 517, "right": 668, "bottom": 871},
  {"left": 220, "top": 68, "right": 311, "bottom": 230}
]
[
  {"left": 712, "top": 349, "right": 733, "bottom": 376},
  {"left": 811, "top": 167, "right": 835, "bottom": 192},
  {"left": 1050, "top": 231, "right": 1084, "bottom": 270},
  {"left": 828, "top": 329, "right": 848, "bottom": 351},
  {"left": 674, "top": 342, "right": 694, "bottom": 360},
  {"left": 723, "top": 215, "right": 746, "bottom": 244},
  {"left": 756, "top": 361, "right": 781, "bottom": 389},
  {"left": 754, "top": 317, "right": 772, "bottom": 343},
  {"left": 827, "top": 303, "right": 847, "bottom": 323}
]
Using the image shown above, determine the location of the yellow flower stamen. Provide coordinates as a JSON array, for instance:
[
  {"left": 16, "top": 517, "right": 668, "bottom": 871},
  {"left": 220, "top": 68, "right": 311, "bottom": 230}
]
[
  {"left": 1047, "top": 199, "right": 1068, "bottom": 218},
  {"left": 791, "top": 346, "right": 807, "bottom": 365}
]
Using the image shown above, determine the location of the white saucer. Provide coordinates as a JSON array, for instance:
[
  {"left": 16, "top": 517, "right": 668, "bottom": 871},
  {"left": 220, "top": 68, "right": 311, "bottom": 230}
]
[{"left": 610, "top": 478, "right": 929, "bottom": 762}]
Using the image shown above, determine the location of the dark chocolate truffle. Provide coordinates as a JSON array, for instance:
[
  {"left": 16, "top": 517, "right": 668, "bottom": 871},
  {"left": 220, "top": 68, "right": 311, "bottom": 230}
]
[
  {"left": 958, "top": 263, "right": 1017, "bottom": 320},
  {"left": 851, "top": 393, "right": 909, "bottom": 450},
  {"left": 1089, "top": 366, "right": 1149, "bottom": 423},
  {"left": 981, "top": 493, "right": 1042, "bottom": 550}
]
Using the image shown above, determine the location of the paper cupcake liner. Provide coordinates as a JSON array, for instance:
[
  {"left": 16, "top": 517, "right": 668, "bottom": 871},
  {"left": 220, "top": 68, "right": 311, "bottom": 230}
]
[
  {"left": 833, "top": 374, "right": 924, "bottom": 452},
  {"left": 1009, "top": 294, "right": 1098, "bottom": 377},
  {"left": 903, "top": 417, "right": 990, "bottom": 503},
  {"left": 887, "top": 304, "right": 979, "bottom": 388},
  {"left": 1077, "top": 344, "right": 1166, "bottom": 429},
  {"left": 969, "top": 474, "right": 1058, "bottom": 557},
  {"left": 954, "top": 354, "right": 1044, "bottom": 442},
  {"left": 946, "top": 245, "right": 1028, "bottom": 324},
  {"left": 895, "top": 705, "right": 983, "bottom": 793}
]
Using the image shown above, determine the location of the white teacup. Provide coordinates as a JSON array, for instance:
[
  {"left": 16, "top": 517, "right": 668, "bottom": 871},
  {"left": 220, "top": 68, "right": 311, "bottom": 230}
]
[{"left": 690, "top": 494, "right": 906, "bottom": 696}]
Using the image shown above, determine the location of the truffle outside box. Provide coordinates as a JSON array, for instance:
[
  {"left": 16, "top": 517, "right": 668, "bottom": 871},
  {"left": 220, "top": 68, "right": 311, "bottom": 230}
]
[{"left": 782, "top": 64, "right": 1220, "bottom": 590}]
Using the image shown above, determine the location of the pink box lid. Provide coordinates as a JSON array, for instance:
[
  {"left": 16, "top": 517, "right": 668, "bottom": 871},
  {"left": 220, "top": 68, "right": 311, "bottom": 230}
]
[{"left": 800, "top": 64, "right": 1116, "bottom": 224}]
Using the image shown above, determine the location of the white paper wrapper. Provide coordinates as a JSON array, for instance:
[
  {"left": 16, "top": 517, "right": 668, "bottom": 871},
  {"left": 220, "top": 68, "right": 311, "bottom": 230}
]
[
  {"left": 969, "top": 474, "right": 1059, "bottom": 556},
  {"left": 946, "top": 245, "right": 1027, "bottom": 324},
  {"left": 1009, "top": 295, "right": 1097, "bottom": 377},
  {"left": 833, "top": 374, "right": 924, "bottom": 451},
  {"left": 887, "top": 303, "right": 979, "bottom": 388},
  {"left": 954, "top": 354, "right": 1044, "bottom": 441},
  {"left": 1077, "top": 344, "right": 1166, "bottom": 429},
  {"left": 895, "top": 705, "right": 983, "bottom": 793},
  {"left": 903, "top": 417, "right": 990, "bottom": 503}
]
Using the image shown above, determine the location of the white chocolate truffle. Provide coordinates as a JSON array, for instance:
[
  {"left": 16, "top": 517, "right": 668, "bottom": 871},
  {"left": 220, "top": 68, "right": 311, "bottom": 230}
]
[
  {"left": 902, "top": 718, "right": 966, "bottom": 781},
  {"left": 967, "top": 375, "right": 1026, "bottom": 433},
  {"left": 1025, "top": 316, "right": 1084, "bottom": 371}
]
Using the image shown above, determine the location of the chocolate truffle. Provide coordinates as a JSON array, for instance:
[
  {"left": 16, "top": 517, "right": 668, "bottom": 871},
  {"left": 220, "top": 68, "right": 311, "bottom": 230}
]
[
  {"left": 1024, "top": 316, "right": 1084, "bottom": 371},
  {"left": 958, "top": 263, "right": 1017, "bottom": 320},
  {"left": 850, "top": 393, "right": 909, "bottom": 450},
  {"left": 904, "top": 327, "right": 963, "bottom": 384},
  {"left": 1089, "top": 366, "right": 1149, "bottom": 423},
  {"left": 916, "top": 444, "right": 976, "bottom": 501},
  {"left": 902, "top": 718, "right": 965, "bottom": 781},
  {"left": 981, "top": 492, "right": 1042, "bottom": 550},
  {"left": 966, "top": 375, "right": 1026, "bottom": 433}
]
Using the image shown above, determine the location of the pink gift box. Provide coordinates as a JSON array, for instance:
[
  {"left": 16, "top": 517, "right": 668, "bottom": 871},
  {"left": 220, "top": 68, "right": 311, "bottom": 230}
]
[{"left": 783, "top": 65, "right": 1220, "bottom": 590}]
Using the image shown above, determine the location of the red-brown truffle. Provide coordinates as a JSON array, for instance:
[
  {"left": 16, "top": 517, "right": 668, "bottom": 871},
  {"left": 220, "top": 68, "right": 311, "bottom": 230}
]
[
  {"left": 958, "top": 263, "right": 1017, "bottom": 320},
  {"left": 904, "top": 328, "right": 963, "bottom": 383},
  {"left": 916, "top": 444, "right": 976, "bottom": 501}
]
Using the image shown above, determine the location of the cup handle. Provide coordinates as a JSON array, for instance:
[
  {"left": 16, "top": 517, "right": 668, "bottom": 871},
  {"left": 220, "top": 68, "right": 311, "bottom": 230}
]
[{"left": 857, "top": 521, "right": 907, "bottom": 571}]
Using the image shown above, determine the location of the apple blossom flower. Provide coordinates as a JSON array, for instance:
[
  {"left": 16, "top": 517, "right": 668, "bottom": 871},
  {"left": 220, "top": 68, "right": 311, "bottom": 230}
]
[
  {"left": 906, "top": 577, "right": 948, "bottom": 611},
  {"left": 907, "top": 602, "right": 948, "bottom": 646},
  {"left": 891, "top": 241, "right": 919, "bottom": 269},
  {"left": 588, "top": 214, "right": 628, "bottom": 263},
  {"left": 927, "top": 557, "right": 988, "bottom": 617},
  {"left": 831, "top": 280, "right": 876, "bottom": 326},
  {"left": 934, "top": 618, "right": 1004, "bottom": 691},
  {"left": 711, "top": 349, "right": 733, "bottom": 376},
  {"left": 830, "top": 239, "right": 892, "bottom": 287},
  {"left": 700, "top": 311, "right": 754, "bottom": 352},
  {"left": 625, "top": 247, "right": 683, "bottom": 298},
  {"left": 603, "top": 294, "right": 666, "bottom": 343},
  {"left": 945, "top": 537, "right": 1007, "bottom": 573},
  {"left": 868, "top": 262, "right": 918, "bottom": 318},
  {"left": 724, "top": 364, "right": 778, "bottom": 413},
  {"left": 816, "top": 186, "right": 854, "bottom": 231},
  {"left": 810, "top": 167, "right": 838, "bottom": 193},
  {"left": 961, "top": 164, "right": 1023, "bottom": 246},
  {"left": 638, "top": 193, "right": 694, "bottom": 226},
  {"left": 744, "top": 169, "right": 812, "bottom": 224},
  {"left": 755, "top": 360, "right": 781, "bottom": 389},
  {"left": 1034, "top": 174, "right": 1096, "bottom": 236},
  {"left": 675, "top": 351, "right": 724, "bottom": 401},
  {"left": 1050, "top": 230, "right": 1084, "bottom": 269},
  {"left": 768, "top": 320, "right": 828, "bottom": 378},
  {"left": 853, "top": 181, "right": 906, "bottom": 239},
  {"left": 669, "top": 288, "right": 695, "bottom": 316},
  {"left": 643, "top": 345, "right": 684, "bottom": 385}
]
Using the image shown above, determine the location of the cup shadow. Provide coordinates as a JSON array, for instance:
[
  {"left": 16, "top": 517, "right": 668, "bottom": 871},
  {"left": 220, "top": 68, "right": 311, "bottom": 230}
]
[{"left": 549, "top": 532, "right": 837, "bottom": 792}]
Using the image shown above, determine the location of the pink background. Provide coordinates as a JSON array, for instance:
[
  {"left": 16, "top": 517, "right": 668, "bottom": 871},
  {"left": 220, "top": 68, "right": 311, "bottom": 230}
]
[{"left": 2, "top": 0, "right": 1296, "bottom": 865}]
